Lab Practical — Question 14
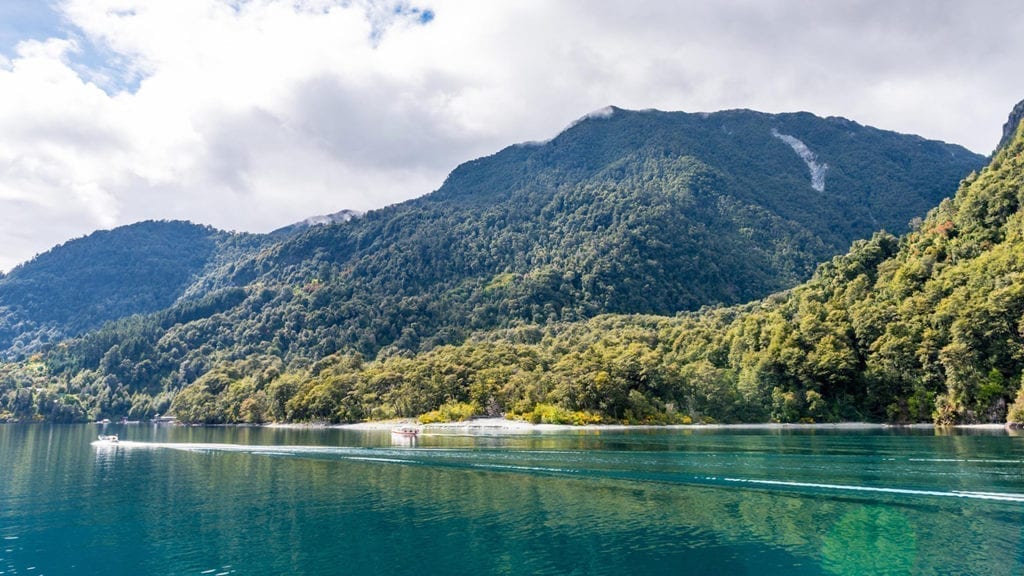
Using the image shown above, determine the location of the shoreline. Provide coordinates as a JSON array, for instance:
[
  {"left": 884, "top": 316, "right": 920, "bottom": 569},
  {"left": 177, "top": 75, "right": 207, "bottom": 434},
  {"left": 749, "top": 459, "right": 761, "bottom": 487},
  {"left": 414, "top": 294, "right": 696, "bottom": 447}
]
[
  {"left": 265, "top": 417, "right": 1013, "bottom": 433},
  {"left": 0, "top": 417, "right": 1008, "bottom": 432}
]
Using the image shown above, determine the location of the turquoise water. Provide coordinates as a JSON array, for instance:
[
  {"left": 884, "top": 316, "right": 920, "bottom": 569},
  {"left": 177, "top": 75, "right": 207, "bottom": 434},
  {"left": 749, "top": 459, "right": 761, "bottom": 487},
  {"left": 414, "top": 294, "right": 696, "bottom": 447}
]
[{"left": 1, "top": 424, "right": 1022, "bottom": 575}]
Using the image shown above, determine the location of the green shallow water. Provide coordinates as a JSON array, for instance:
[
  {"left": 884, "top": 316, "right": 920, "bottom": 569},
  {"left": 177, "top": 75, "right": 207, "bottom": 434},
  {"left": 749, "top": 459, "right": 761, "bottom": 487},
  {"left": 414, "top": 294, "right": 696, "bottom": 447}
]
[{"left": 1, "top": 424, "right": 1022, "bottom": 575}]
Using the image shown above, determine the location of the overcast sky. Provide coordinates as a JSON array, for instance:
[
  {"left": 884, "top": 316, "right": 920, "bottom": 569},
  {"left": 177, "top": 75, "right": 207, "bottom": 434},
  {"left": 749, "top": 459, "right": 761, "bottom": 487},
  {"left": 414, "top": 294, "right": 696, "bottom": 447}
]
[{"left": 0, "top": 0, "right": 1022, "bottom": 271}]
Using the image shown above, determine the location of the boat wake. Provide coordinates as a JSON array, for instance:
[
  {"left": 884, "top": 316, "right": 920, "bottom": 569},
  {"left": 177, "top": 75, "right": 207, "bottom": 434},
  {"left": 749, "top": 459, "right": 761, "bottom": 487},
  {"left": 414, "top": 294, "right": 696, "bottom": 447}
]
[
  {"left": 96, "top": 441, "right": 1024, "bottom": 506},
  {"left": 713, "top": 476, "right": 1024, "bottom": 503}
]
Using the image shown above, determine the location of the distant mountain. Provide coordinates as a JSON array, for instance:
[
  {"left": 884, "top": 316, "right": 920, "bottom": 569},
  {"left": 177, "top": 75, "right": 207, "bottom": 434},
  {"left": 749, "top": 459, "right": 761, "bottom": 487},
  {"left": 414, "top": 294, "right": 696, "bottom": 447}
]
[
  {"left": 0, "top": 221, "right": 266, "bottom": 358},
  {"left": 270, "top": 209, "right": 364, "bottom": 237}
]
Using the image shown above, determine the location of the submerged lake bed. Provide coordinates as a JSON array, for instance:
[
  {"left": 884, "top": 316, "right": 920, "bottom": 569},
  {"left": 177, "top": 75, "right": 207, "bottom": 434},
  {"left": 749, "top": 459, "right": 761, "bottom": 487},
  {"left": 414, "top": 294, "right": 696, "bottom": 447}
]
[{"left": 1, "top": 424, "right": 1022, "bottom": 575}]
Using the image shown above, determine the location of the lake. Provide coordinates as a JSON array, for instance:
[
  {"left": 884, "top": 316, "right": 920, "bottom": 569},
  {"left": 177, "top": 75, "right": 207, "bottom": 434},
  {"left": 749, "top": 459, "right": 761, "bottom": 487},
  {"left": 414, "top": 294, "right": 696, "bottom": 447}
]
[{"left": 1, "top": 424, "right": 1022, "bottom": 575}]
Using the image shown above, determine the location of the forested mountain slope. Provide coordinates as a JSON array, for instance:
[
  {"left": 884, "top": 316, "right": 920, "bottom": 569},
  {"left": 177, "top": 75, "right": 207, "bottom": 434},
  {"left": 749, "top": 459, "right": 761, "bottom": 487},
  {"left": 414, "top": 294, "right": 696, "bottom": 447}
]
[
  {"left": 213, "top": 107, "right": 983, "bottom": 355},
  {"left": 0, "top": 106, "right": 990, "bottom": 422},
  {"left": 0, "top": 221, "right": 267, "bottom": 358},
  {"left": 212, "top": 108, "right": 1021, "bottom": 426}
]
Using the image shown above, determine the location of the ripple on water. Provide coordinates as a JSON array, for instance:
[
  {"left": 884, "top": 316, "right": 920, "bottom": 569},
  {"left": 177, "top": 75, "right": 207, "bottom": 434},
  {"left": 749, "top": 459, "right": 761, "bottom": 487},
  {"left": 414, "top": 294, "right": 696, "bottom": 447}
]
[{"left": 5, "top": 425, "right": 1023, "bottom": 575}]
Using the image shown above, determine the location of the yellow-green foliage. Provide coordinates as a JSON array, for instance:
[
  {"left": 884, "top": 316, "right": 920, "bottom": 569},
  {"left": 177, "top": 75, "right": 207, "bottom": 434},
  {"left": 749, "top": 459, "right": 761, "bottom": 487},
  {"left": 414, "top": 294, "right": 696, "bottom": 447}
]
[
  {"left": 1008, "top": 381, "right": 1024, "bottom": 425},
  {"left": 518, "top": 403, "right": 605, "bottom": 425},
  {"left": 418, "top": 401, "right": 480, "bottom": 424}
]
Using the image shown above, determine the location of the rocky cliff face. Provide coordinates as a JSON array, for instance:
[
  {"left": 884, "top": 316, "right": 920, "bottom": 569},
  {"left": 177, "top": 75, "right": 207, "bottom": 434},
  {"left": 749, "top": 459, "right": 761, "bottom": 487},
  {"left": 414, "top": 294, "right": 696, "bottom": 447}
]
[{"left": 996, "top": 98, "right": 1024, "bottom": 154}]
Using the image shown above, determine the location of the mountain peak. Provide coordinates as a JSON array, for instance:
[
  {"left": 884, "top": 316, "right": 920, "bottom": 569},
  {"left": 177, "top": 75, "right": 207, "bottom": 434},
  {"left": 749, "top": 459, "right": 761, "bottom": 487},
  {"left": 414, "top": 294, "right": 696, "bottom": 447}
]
[
  {"left": 996, "top": 98, "right": 1024, "bottom": 154},
  {"left": 558, "top": 105, "right": 621, "bottom": 133},
  {"left": 272, "top": 209, "right": 364, "bottom": 236}
]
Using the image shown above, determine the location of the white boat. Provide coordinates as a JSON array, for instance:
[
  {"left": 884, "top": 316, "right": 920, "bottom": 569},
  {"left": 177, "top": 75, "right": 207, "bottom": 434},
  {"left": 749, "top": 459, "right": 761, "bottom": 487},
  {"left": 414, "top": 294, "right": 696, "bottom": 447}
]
[
  {"left": 97, "top": 434, "right": 119, "bottom": 444},
  {"left": 390, "top": 426, "right": 420, "bottom": 438}
]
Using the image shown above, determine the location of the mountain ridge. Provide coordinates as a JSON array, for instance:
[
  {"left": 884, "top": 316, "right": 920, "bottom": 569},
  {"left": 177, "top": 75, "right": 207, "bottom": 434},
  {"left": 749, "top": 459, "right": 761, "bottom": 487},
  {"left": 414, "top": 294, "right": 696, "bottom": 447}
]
[
  {"left": 0, "top": 105, "right": 993, "bottom": 423},
  {"left": 0, "top": 221, "right": 268, "bottom": 357},
  {"left": 997, "top": 99, "right": 1024, "bottom": 153},
  {"left": 173, "top": 99, "right": 1024, "bottom": 426},
  {"left": 270, "top": 209, "right": 365, "bottom": 237}
]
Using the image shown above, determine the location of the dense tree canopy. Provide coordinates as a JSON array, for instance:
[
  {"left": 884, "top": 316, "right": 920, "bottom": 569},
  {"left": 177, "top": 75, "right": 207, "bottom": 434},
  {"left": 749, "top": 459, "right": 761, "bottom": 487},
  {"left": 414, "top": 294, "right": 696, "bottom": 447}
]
[
  {"left": 165, "top": 120, "right": 1024, "bottom": 426},
  {"left": 0, "top": 106, "right": 1007, "bottom": 425},
  {"left": 0, "top": 221, "right": 267, "bottom": 359}
]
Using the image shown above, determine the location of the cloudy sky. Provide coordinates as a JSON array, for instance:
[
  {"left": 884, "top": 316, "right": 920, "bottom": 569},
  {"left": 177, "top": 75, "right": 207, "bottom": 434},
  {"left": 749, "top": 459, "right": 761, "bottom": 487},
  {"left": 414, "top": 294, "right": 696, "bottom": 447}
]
[{"left": 0, "top": 0, "right": 1022, "bottom": 271}]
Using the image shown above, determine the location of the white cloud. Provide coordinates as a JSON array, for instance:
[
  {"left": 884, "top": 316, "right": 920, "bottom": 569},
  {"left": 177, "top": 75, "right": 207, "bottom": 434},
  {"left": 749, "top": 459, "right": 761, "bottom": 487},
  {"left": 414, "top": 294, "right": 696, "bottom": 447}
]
[{"left": 0, "top": 0, "right": 1023, "bottom": 271}]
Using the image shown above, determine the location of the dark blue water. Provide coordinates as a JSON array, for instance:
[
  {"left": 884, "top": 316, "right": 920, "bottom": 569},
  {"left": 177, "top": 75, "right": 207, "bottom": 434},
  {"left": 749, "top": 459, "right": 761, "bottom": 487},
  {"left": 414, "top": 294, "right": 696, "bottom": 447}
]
[{"left": 1, "top": 424, "right": 1022, "bottom": 575}]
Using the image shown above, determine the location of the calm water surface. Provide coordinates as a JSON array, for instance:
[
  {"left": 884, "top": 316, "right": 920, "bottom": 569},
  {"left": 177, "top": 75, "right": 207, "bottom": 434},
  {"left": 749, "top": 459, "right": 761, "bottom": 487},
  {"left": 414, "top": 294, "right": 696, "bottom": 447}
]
[{"left": 1, "top": 424, "right": 1022, "bottom": 575}]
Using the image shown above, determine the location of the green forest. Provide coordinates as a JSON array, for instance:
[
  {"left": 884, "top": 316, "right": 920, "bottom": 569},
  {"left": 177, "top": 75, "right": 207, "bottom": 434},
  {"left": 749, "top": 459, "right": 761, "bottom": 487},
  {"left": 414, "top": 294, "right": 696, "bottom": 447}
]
[
  {"left": 3, "top": 107, "right": 1022, "bottom": 426},
  {"left": 0, "top": 221, "right": 268, "bottom": 358},
  {"left": 170, "top": 121, "right": 1024, "bottom": 426}
]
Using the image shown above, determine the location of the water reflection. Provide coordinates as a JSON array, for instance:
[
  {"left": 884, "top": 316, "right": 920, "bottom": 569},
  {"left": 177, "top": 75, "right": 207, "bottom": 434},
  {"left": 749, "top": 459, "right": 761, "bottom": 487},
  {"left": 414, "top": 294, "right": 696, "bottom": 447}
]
[
  {"left": 390, "top": 434, "right": 417, "bottom": 447},
  {"left": 92, "top": 441, "right": 121, "bottom": 465},
  {"left": 2, "top": 424, "right": 1022, "bottom": 576},
  {"left": 821, "top": 506, "right": 916, "bottom": 575}
]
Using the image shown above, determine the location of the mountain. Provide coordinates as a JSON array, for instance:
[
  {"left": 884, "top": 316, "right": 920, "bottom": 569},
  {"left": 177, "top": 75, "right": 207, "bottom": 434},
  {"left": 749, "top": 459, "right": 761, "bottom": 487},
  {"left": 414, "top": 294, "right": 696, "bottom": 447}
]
[
  {"left": 1, "top": 108, "right": 982, "bottom": 364},
  {"left": 249, "top": 100, "right": 1024, "bottom": 426},
  {"left": 0, "top": 106, "right": 989, "bottom": 422},
  {"left": 222, "top": 107, "right": 982, "bottom": 347},
  {"left": 0, "top": 209, "right": 364, "bottom": 361},
  {"left": 997, "top": 99, "right": 1024, "bottom": 153},
  {"left": 648, "top": 106, "right": 1024, "bottom": 425},
  {"left": 433, "top": 107, "right": 979, "bottom": 247},
  {"left": 0, "top": 221, "right": 267, "bottom": 358},
  {"left": 270, "top": 209, "right": 365, "bottom": 237}
]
